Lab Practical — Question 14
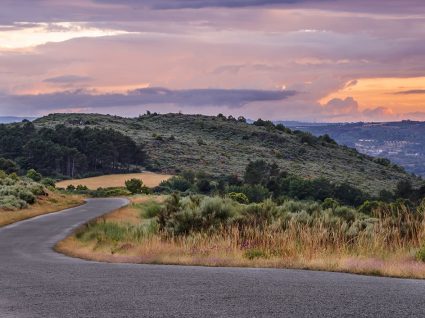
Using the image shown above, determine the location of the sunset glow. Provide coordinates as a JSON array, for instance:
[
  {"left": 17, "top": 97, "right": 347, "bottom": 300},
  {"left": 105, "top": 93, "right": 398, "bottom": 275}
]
[{"left": 0, "top": 0, "right": 424, "bottom": 121}]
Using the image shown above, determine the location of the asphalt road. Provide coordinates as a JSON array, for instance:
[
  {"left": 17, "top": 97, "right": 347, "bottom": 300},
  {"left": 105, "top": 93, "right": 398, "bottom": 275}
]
[{"left": 1, "top": 198, "right": 425, "bottom": 317}]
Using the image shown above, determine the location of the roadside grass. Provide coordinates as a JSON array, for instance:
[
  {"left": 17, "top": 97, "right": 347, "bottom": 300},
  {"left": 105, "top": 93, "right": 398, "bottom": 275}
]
[
  {"left": 0, "top": 191, "right": 84, "bottom": 227},
  {"left": 56, "top": 172, "right": 172, "bottom": 190},
  {"left": 56, "top": 195, "right": 425, "bottom": 279}
]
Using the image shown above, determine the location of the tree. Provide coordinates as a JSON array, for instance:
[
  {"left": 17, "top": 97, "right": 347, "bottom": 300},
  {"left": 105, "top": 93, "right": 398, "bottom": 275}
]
[
  {"left": 125, "top": 179, "right": 143, "bottom": 194},
  {"left": 196, "top": 178, "right": 212, "bottom": 194},
  {"left": 0, "top": 158, "right": 18, "bottom": 174},
  {"left": 26, "top": 169, "right": 42, "bottom": 182},
  {"left": 395, "top": 180, "right": 413, "bottom": 199},
  {"left": 244, "top": 160, "right": 269, "bottom": 185}
]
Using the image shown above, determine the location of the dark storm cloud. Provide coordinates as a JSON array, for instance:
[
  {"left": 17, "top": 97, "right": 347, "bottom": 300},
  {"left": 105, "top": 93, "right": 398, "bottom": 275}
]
[{"left": 5, "top": 87, "right": 296, "bottom": 111}]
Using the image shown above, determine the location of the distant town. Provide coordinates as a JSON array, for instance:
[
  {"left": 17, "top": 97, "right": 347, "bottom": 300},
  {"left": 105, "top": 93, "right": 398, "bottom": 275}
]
[{"left": 282, "top": 120, "right": 425, "bottom": 177}]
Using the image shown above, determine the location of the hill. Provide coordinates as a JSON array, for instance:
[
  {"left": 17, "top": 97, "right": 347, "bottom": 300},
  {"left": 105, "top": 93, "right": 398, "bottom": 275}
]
[
  {"left": 281, "top": 121, "right": 425, "bottom": 177},
  {"left": 32, "top": 113, "right": 420, "bottom": 195}
]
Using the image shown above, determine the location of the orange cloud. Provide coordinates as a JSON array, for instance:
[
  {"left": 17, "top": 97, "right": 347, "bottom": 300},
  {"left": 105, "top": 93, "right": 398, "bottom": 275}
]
[{"left": 320, "top": 77, "right": 425, "bottom": 114}]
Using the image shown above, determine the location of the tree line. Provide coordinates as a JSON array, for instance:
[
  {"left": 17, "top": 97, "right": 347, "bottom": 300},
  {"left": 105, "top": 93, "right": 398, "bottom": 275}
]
[{"left": 0, "top": 121, "right": 146, "bottom": 178}]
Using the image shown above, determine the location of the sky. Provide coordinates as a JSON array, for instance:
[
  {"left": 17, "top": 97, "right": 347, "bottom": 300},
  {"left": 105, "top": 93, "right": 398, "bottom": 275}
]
[{"left": 0, "top": 0, "right": 424, "bottom": 122}]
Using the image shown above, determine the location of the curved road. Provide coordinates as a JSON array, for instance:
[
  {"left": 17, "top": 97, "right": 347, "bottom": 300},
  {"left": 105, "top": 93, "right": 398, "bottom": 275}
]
[{"left": 1, "top": 198, "right": 425, "bottom": 317}]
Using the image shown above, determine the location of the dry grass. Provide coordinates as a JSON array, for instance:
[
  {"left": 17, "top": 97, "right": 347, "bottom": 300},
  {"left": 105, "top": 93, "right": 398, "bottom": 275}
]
[
  {"left": 56, "top": 199, "right": 425, "bottom": 279},
  {"left": 0, "top": 191, "right": 84, "bottom": 227},
  {"left": 102, "top": 195, "right": 165, "bottom": 225},
  {"left": 56, "top": 172, "right": 172, "bottom": 190}
]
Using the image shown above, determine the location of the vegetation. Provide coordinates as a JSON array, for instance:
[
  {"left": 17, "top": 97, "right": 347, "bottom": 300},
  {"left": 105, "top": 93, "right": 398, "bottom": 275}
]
[
  {"left": 0, "top": 167, "right": 83, "bottom": 226},
  {"left": 156, "top": 161, "right": 424, "bottom": 207},
  {"left": 57, "top": 193, "right": 425, "bottom": 278},
  {"left": 125, "top": 179, "right": 143, "bottom": 194},
  {"left": 0, "top": 121, "right": 146, "bottom": 178},
  {"left": 33, "top": 113, "right": 420, "bottom": 194},
  {"left": 0, "top": 170, "right": 46, "bottom": 210}
]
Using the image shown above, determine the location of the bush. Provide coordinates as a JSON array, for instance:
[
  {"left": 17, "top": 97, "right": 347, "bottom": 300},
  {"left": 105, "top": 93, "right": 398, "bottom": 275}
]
[
  {"left": 357, "top": 200, "right": 380, "bottom": 216},
  {"left": 322, "top": 198, "right": 339, "bottom": 210},
  {"left": 0, "top": 195, "right": 27, "bottom": 210},
  {"left": 158, "top": 195, "right": 235, "bottom": 235},
  {"left": 238, "top": 200, "right": 277, "bottom": 227},
  {"left": 416, "top": 245, "right": 425, "bottom": 262},
  {"left": 41, "top": 178, "right": 56, "bottom": 187},
  {"left": 18, "top": 190, "right": 36, "bottom": 204},
  {"left": 196, "top": 179, "right": 211, "bottom": 194},
  {"left": 227, "top": 192, "right": 249, "bottom": 204},
  {"left": 161, "top": 176, "right": 192, "bottom": 192},
  {"left": 244, "top": 248, "right": 268, "bottom": 260},
  {"left": 0, "top": 158, "right": 19, "bottom": 174},
  {"left": 333, "top": 206, "right": 356, "bottom": 223},
  {"left": 76, "top": 184, "right": 89, "bottom": 192},
  {"left": 140, "top": 201, "right": 162, "bottom": 218},
  {"left": 91, "top": 187, "right": 131, "bottom": 197},
  {"left": 26, "top": 169, "right": 42, "bottom": 182},
  {"left": 227, "top": 184, "right": 270, "bottom": 203},
  {"left": 125, "top": 178, "right": 143, "bottom": 194},
  {"left": 66, "top": 184, "right": 76, "bottom": 191}
]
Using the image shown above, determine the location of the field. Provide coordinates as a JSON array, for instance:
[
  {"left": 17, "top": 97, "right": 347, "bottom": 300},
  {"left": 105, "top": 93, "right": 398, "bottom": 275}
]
[
  {"left": 56, "top": 195, "right": 425, "bottom": 279},
  {"left": 56, "top": 172, "right": 172, "bottom": 190},
  {"left": 0, "top": 191, "right": 84, "bottom": 227}
]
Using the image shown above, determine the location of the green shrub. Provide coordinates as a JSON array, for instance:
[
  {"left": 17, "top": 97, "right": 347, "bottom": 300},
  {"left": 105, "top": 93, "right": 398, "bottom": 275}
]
[
  {"left": 76, "top": 184, "right": 89, "bottom": 191},
  {"left": 416, "top": 245, "right": 425, "bottom": 262},
  {"left": 158, "top": 195, "right": 235, "bottom": 235},
  {"left": 91, "top": 187, "right": 131, "bottom": 197},
  {"left": 244, "top": 248, "right": 268, "bottom": 260},
  {"left": 227, "top": 184, "right": 270, "bottom": 203},
  {"left": 228, "top": 192, "right": 249, "bottom": 204},
  {"left": 357, "top": 200, "right": 380, "bottom": 216},
  {"left": 41, "top": 178, "right": 56, "bottom": 187},
  {"left": 333, "top": 206, "right": 356, "bottom": 223},
  {"left": 18, "top": 190, "right": 36, "bottom": 204},
  {"left": 26, "top": 169, "right": 42, "bottom": 182},
  {"left": 0, "top": 158, "right": 19, "bottom": 174},
  {"left": 66, "top": 184, "right": 76, "bottom": 191},
  {"left": 196, "top": 179, "right": 211, "bottom": 194},
  {"left": 161, "top": 176, "right": 192, "bottom": 192},
  {"left": 140, "top": 201, "right": 162, "bottom": 218},
  {"left": 125, "top": 178, "right": 143, "bottom": 194},
  {"left": 0, "top": 170, "right": 7, "bottom": 179},
  {"left": 0, "top": 195, "right": 27, "bottom": 210},
  {"left": 238, "top": 200, "right": 277, "bottom": 227},
  {"left": 28, "top": 184, "right": 46, "bottom": 196},
  {"left": 322, "top": 198, "right": 339, "bottom": 210}
]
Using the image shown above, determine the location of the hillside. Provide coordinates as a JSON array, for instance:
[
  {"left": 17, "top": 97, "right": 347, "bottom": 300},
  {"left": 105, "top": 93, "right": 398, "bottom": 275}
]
[
  {"left": 33, "top": 113, "right": 420, "bottom": 194},
  {"left": 282, "top": 121, "right": 425, "bottom": 177}
]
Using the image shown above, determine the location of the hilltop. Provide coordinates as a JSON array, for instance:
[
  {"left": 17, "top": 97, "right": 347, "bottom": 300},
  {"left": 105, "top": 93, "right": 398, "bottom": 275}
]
[{"left": 33, "top": 113, "right": 420, "bottom": 194}]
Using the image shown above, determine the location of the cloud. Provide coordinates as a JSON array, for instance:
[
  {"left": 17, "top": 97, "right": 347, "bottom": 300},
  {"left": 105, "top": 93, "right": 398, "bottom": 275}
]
[
  {"left": 323, "top": 97, "right": 359, "bottom": 116},
  {"left": 94, "top": 0, "right": 316, "bottom": 10},
  {"left": 0, "top": 87, "right": 296, "bottom": 114},
  {"left": 393, "top": 89, "right": 425, "bottom": 95},
  {"left": 43, "top": 75, "right": 93, "bottom": 84}
]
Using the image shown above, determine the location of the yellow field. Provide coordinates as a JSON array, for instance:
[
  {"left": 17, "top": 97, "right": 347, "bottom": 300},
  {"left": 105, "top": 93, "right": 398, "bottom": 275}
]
[{"left": 56, "top": 172, "right": 172, "bottom": 190}]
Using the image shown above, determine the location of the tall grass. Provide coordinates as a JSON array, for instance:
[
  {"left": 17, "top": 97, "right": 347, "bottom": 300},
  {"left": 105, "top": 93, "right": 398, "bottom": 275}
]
[{"left": 66, "top": 195, "right": 425, "bottom": 278}]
